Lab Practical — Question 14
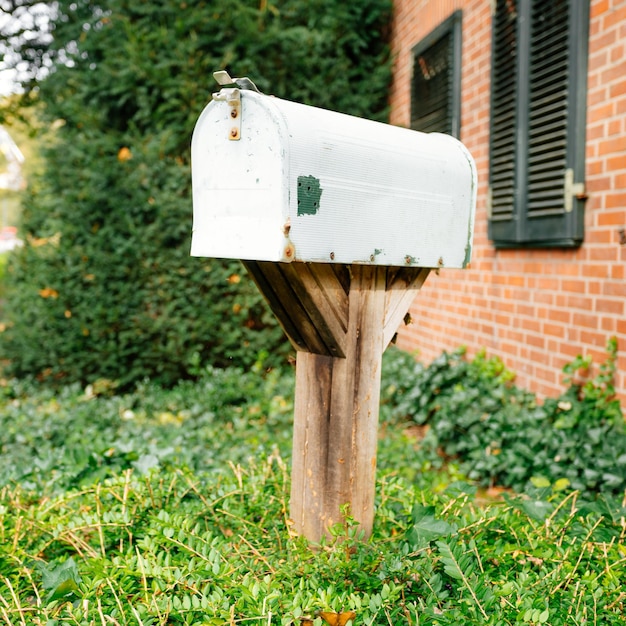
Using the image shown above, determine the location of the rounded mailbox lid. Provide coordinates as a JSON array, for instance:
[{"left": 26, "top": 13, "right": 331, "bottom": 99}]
[
  {"left": 191, "top": 90, "right": 292, "bottom": 262},
  {"left": 191, "top": 89, "right": 477, "bottom": 268}
]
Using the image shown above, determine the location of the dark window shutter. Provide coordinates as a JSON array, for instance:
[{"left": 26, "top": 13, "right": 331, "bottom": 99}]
[
  {"left": 411, "top": 11, "right": 462, "bottom": 138},
  {"left": 489, "top": 0, "right": 518, "bottom": 228},
  {"left": 411, "top": 32, "right": 453, "bottom": 133},
  {"left": 527, "top": 0, "right": 569, "bottom": 218},
  {"left": 489, "top": 0, "right": 589, "bottom": 248}
]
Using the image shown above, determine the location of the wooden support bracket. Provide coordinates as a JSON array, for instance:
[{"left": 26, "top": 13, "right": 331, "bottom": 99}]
[{"left": 242, "top": 261, "right": 430, "bottom": 542}]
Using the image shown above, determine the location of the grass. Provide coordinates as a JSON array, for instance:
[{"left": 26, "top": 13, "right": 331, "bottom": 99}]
[{"left": 1, "top": 351, "right": 626, "bottom": 624}]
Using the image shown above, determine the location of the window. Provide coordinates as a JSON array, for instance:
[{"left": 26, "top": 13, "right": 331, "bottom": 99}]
[
  {"left": 410, "top": 11, "right": 462, "bottom": 138},
  {"left": 489, "top": 0, "right": 590, "bottom": 248}
]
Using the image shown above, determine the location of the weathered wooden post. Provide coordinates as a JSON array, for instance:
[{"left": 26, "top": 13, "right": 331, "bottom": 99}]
[{"left": 191, "top": 72, "right": 476, "bottom": 542}]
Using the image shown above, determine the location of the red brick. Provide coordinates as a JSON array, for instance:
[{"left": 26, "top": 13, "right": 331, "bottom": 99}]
[
  {"left": 598, "top": 136, "right": 626, "bottom": 155},
  {"left": 603, "top": 280, "right": 626, "bottom": 296},
  {"left": 598, "top": 211, "right": 626, "bottom": 226},
  {"left": 595, "top": 298, "right": 624, "bottom": 315},
  {"left": 601, "top": 60, "right": 626, "bottom": 85},
  {"left": 605, "top": 193, "right": 626, "bottom": 209},
  {"left": 573, "top": 312, "right": 602, "bottom": 328},
  {"left": 544, "top": 323, "right": 565, "bottom": 338},
  {"left": 563, "top": 295, "right": 594, "bottom": 310},
  {"left": 603, "top": 4, "right": 626, "bottom": 29},
  {"left": 588, "top": 175, "right": 613, "bottom": 192},
  {"left": 548, "top": 309, "right": 571, "bottom": 324},
  {"left": 582, "top": 264, "right": 610, "bottom": 278},
  {"left": 585, "top": 228, "right": 613, "bottom": 243},
  {"left": 609, "top": 80, "right": 626, "bottom": 98},
  {"left": 606, "top": 154, "right": 626, "bottom": 170},
  {"left": 601, "top": 317, "right": 617, "bottom": 332},
  {"left": 611, "top": 44, "right": 625, "bottom": 64},
  {"left": 562, "top": 279, "right": 587, "bottom": 293},
  {"left": 591, "top": 0, "right": 610, "bottom": 18}
]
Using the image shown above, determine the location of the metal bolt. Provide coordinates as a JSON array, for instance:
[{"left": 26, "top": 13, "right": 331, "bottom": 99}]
[
  {"left": 230, "top": 128, "right": 239, "bottom": 138},
  {"left": 330, "top": 252, "right": 335, "bottom": 260},
  {"left": 230, "top": 108, "right": 238, "bottom": 118}
]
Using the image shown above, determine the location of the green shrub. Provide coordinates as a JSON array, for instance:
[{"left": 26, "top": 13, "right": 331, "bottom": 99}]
[
  {"left": 0, "top": 0, "right": 393, "bottom": 387},
  {"left": 1, "top": 454, "right": 625, "bottom": 624},
  {"left": 1, "top": 349, "right": 626, "bottom": 623},
  {"left": 383, "top": 339, "right": 626, "bottom": 497}
]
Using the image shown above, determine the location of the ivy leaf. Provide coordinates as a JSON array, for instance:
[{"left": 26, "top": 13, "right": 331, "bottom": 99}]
[
  {"left": 504, "top": 494, "right": 554, "bottom": 521},
  {"left": 408, "top": 505, "right": 456, "bottom": 545},
  {"left": 37, "top": 557, "right": 82, "bottom": 603},
  {"left": 133, "top": 453, "right": 160, "bottom": 475}
]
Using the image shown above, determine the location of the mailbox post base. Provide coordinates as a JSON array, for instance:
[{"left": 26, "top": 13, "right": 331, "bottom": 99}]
[
  {"left": 291, "top": 266, "right": 385, "bottom": 541},
  {"left": 243, "top": 261, "right": 429, "bottom": 542}
]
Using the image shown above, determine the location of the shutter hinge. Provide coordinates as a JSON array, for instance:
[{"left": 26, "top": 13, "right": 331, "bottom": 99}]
[
  {"left": 486, "top": 185, "right": 493, "bottom": 219},
  {"left": 564, "top": 169, "right": 586, "bottom": 212},
  {"left": 490, "top": 0, "right": 497, "bottom": 16}
]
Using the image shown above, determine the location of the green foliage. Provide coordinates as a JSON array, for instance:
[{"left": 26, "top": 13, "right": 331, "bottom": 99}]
[
  {"left": 0, "top": 0, "right": 393, "bottom": 387},
  {"left": 0, "top": 252, "right": 6, "bottom": 298},
  {"left": 0, "top": 362, "right": 296, "bottom": 494},
  {"left": 383, "top": 339, "right": 626, "bottom": 497},
  {"left": 1, "top": 351, "right": 626, "bottom": 623},
  {"left": 1, "top": 447, "right": 625, "bottom": 623}
]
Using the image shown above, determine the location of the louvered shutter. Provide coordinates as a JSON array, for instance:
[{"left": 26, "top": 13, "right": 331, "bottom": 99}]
[
  {"left": 411, "top": 11, "right": 462, "bottom": 138},
  {"left": 489, "top": 0, "right": 589, "bottom": 248},
  {"left": 489, "top": 0, "right": 518, "bottom": 231},
  {"left": 527, "top": 0, "right": 569, "bottom": 218}
]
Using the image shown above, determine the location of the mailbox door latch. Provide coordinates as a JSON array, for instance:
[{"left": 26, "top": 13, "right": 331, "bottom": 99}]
[
  {"left": 212, "top": 70, "right": 264, "bottom": 141},
  {"left": 212, "top": 87, "right": 241, "bottom": 141}
]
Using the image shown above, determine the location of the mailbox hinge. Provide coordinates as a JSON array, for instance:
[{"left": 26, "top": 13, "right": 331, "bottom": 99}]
[
  {"left": 212, "top": 87, "right": 241, "bottom": 141},
  {"left": 564, "top": 168, "right": 586, "bottom": 213}
]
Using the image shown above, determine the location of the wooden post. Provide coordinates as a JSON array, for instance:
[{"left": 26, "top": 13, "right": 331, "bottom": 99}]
[
  {"left": 291, "top": 265, "right": 386, "bottom": 540},
  {"left": 242, "top": 261, "right": 429, "bottom": 542}
]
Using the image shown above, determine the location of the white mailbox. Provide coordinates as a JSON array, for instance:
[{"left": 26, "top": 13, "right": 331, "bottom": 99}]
[
  {"left": 191, "top": 80, "right": 477, "bottom": 269},
  {"left": 190, "top": 73, "right": 479, "bottom": 543}
]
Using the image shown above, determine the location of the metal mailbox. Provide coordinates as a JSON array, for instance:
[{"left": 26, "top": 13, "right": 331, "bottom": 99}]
[
  {"left": 190, "top": 73, "right": 479, "bottom": 542},
  {"left": 191, "top": 82, "right": 477, "bottom": 269}
]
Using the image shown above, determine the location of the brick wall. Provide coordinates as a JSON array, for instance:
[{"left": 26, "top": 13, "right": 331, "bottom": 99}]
[{"left": 390, "top": 0, "right": 626, "bottom": 406}]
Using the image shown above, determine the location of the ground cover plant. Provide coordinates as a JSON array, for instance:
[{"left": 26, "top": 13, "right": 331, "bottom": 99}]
[
  {"left": 383, "top": 338, "right": 626, "bottom": 497},
  {"left": 1, "top": 345, "right": 626, "bottom": 624}
]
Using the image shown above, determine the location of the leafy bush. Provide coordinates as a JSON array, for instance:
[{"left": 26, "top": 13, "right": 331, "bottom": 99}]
[
  {"left": 383, "top": 339, "right": 626, "bottom": 496},
  {"left": 1, "top": 451, "right": 625, "bottom": 623},
  {"left": 1, "top": 350, "right": 626, "bottom": 623},
  {"left": 0, "top": 361, "right": 296, "bottom": 494},
  {"left": 0, "top": 0, "right": 393, "bottom": 387}
]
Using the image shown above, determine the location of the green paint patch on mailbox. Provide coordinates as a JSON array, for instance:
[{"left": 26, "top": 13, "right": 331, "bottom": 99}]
[{"left": 297, "top": 175, "right": 323, "bottom": 216}]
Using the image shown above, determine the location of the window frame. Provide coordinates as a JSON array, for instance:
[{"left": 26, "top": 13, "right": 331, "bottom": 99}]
[
  {"left": 488, "top": 0, "right": 590, "bottom": 249},
  {"left": 410, "top": 10, "right": 463, "bottom": 138}
]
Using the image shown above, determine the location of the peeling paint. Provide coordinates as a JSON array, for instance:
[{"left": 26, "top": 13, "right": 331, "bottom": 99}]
[{"left": 297, "top": 175, "right": 323, "bottom": 216}]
